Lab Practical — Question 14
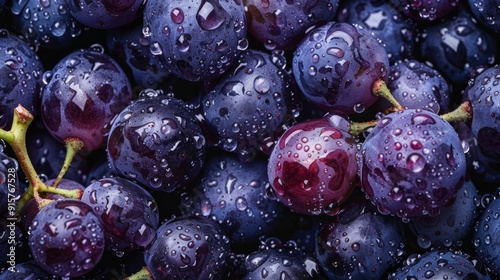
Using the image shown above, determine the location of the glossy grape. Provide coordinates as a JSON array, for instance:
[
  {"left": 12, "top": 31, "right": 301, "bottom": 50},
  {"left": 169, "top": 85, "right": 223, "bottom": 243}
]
[
  {"left": 107, "top": 89, "right": 206, "bottom": 192},
  {"left": 468, "top": 0, "right": 500, "bottom": 33},
  {"left": 66, "top": 0, "right": 144, "bottom": 29},
  {"left": 143, "top": 0, "right": 248, "bottom": 81},
  {"left": 292, "top": 21, "right": 389, "bottom": 115},
  {"left": 81, "top": 177, "right": 159, "bottom": 253},
  {"left": 268, "top": 114, "right": 358, "bottom": 215},
  {"left": 359, "top": 109, "right": 466, "bottom": 220},
  {"left": 40, "top": 46, "right": 133, "bottom": 152},
  {"left": 28, "top": 199, "right": 105, "bottom": 278},
  {"left": 473, "top": 195, "right": 500, "bottom": 275},
  {"left": 0, "top": 260, "right": 52, "bottom": 280},
  {"left": 388, "top": 0, "right": 460, "bottom": 22}
]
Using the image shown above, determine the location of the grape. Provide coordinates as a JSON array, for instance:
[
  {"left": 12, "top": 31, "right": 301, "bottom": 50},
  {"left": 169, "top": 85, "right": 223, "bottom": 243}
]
[
  {"left": 28, "top": 199, "right": 105, "bottom": 278},
  {"left": 473, "top": 193, "right": 500, "bottom": 276},
  {"left": 107, "top": 89, "right": 206, "bottom": 192},
  {"left": 180, "top": 152, "right": 287, "bottom": 247},
  {"left": 388, "top": 0, "right": 460, "bottom": 22},
  {"left": 337, "top": 0, "right": 416, "bottom": 64},
  {"left": 468, "top": 0, "right": 500, "bottom": 33},
  {"left": 267, "top": 114, "right": 358, "bottom": 215},
  {"left": 0, "top": 260, "right": 53, "bottom": 280},
  {"left": 359, "top": 109, "right": 467, "bottom": 220},
  {"left": 316, "top": 197, "right": 406, "bottom": 279},
  {"left": 143, "top": 0, "right": 248, "bottom": 81},
  {"left": 0, "top": 30, "right": 44, "bottom": 130},
  {"left": 144, "top": 216, "right": 232, "bottom": 279},
  {"left": 10, "top": 0, "right": 83, "bottom": 49},
  {"left": 201, "top": 49, "right": 301, "bottom": 161},
  {"left": 65, "top": 0, "right": 144, "bottom": 29},
  {"left": 389, "top": 249, "right": 492, "bottom": 279},
  {"left": 243, "top": 0, "right": 339, "bottom": 50},
  {"left": 292, "top": 21, "right": 389, "bottom": 115},
  {"left": 81, "top": 177, "right": 159, "bottom": 253},
  {"left": 418, "top": 6, "right": 497, "bottom": 87},
  {"left": 40, "top": 45, "right": 133, "bottom": 152}
]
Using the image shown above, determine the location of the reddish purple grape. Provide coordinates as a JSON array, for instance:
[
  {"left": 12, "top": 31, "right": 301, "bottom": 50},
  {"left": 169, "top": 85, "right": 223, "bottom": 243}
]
[
  {"left": 388, "top": 0, "right": 460, "bottom": 22},
  {"left": 316, "top": 198, "right": 406, "bottom": 279},
  {"left": 243, "top": 0, "right": 339, "bottom": 50},
  {"left": 81, "top": 177, "right": 159, "bottom": 253},
  {"left": 143, "top": 0, "right": 247, "bottom": 81},
  {"left": 106, "top": 90, "right": 206, "bottom": 193},
  {"left": 292, "top": 22, "right": 389, "bottom": 115},
  {"left": 359, "top": 109, "right": 467, "bottom": 220},
  {"left": 66, "top": 0, "right": 144, "bottom": 29},
  {"left": 267, "top": 114, "right": 358, "bottom": 215},
  {"left": 0, "top": 30, "right": 44, "bottom": 130},
  {"left": 144, "top": 216, "right": 232, "bottom": 279},
  {"left": 28, "top": 199, "right": 105, "bottom": 278},
  {"left": 40, "top": 46, "right": 133, "bottom": 152}
]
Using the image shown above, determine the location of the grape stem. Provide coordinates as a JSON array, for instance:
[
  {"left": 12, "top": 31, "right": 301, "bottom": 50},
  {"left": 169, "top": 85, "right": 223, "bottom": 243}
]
[
  {"left": 372, "top": 79, "right": 404, "bottom": 111},
  {"left": 0, "top": 105, "right": 83, "bottom": 213},
  {"left": 440, "top": 100, "right": 472, "bottom": 123},
  {"left": 125, "top": 266, "right": 153, "bottom": 280},
  {"left": 50, "top": 138, "right": 85, "bottom": 188},
  {"left": 349, "top": 119, "right": 378, "bottom": 137}
]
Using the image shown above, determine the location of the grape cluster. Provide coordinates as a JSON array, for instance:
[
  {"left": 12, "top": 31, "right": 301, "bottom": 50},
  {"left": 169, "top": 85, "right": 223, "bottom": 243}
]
[{"left": 1, "top": 1, "right": 500, "bottom": 279}]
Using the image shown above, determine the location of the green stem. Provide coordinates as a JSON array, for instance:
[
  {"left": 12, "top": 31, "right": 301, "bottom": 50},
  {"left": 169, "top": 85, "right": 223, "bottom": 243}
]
[
  {"left": 349, "top": 119, "right": 379, "bottom": 137},
  {"left": 50, "top": 138, "right": 84, "bottom": 188},
  {"left": 372, "top": 79, "right": 404, "bottom": 111},
  {"left": 440, "top": 100, "right": 472, "bottom": 123},
  {"left": 125, "top": 266, "right": 153, "bottom": 280}
]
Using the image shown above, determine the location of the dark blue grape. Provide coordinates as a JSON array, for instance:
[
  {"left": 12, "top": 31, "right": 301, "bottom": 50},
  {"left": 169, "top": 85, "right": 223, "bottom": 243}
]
[
  {"left": 465, "top": 65, "right": 500, "bottom": 157},
  {"left": 81, "top": 177, "right": 159, "bottom": 253},
  {"left": 28, "top": 199, "right": 105, "bottom": 278},
  {"left": 66, "top": 0, "right": 144, "bottom": 29},
  {"left": 10, "top": 0, "right": 83, "bottom": 49},
  {"left": 337, "top": 0, "right": 416, "bottom": 64},
  {"left": 292, "top": 22, "right": 389, "bottom": 115},
  {"left": 240, "top": 238, "right": 320, "bottom": 279},
  {"left": 0, "top": 30, "right": 43, "bottom": 130},
  {"left": 0, "top": 260, "right": 53, "bottom": 280},
  {"left": 377, "top": 59, "right": 451, "bottom": 114},
  {"left": 316, "top": 197, "right": 406, "bottom": 279},
  {"left": 180, "top": 152, "right": 287, "bottom": 246},
  {"left": 388, "top": 0, "right": 460, "bottom": 22},
  {"left": 389, "top": 249, "right": 492, "bottom": 279},
  {"left": 473, "top": 195, "right": 500, "bottom": 275},
  {"left": 419, "top": 6, "right": 497, "bottom": 87},
  {"left": 201, "top": 49, "right": 301, "bottom": 161},
  {"left": 143, "top": 0, "right": 248, "bottom": 81},
  {"left": 107, "top": 89, "right": 206, "bottom": 192},
  {"left": 359, "top": 109, "right": 467, "bottom": 220},
  {"left": 243, "top": 0, "right": 339, "bottom": 50},
  {"left": 409, "top": 179, "right": 480, "bottom": 249},
  {"left": 40, "top": 45, "right": 133, "bottom": 152},
  {"left": 468, "top": 0, "right": 500, "bottom": 33},
  {"left": 144, "top": 216, "right": 232, "bottom": 279},
  {"left": 106, "top": 23, "right": 171, "bottom": 90}
]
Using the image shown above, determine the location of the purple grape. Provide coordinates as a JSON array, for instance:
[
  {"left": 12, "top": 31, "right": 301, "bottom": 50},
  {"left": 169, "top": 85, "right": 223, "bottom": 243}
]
[
  {"left": 316, "top": 197, "right": 406, "bottom": 279},
  {"left": 180, "top": 152, "right": 287, "bottom": 246},
  {"left": 240, "top": 238, "right": 320, "bottom": 279},
  {"left": 243, "top": 0, "right": 339, "bottom": 50},
  {"left": 418, "top": 6, "right": 496, "bottom": 87},
  {"left": 0, "top": 260, "right": 52, "bottom": 280},
  {"left": 144, "top": 216, "right": 232, "bottom": 279},
  {"left": 28, "top": 199, "right": 105, "bottom": 278},
  {"left": 388, "top": 0, "right": 460, "bottom": 22},
  {"left": 408, "top": 179, "right": 480, "bottom": 249},
  {"left": 337, "top": 0, "right": 417, "bottom": 64},
  {"left": 292, "top": 22, "right": 389, "bottom": 115},
  {"left": 40, "top": 45, "right": 133, "bottom": 152},
  {"left": 376, "top": 60, "right": 451, "bottom": 114},
  {"left": 143, "top": 0, "right": 248, "bottom": 81},
  {"left": 201, "top": 49, "right": 301, "bottom": 162},
  {"left": 81, "top": 177, "right": 159, "bottom": 253},
  {"left": 473, "top": 194, "right": 500, "bottom": 276},
  {"left": 468, "top": 0, "right": 500, "bottom": 33},
  {"left": 65, "top": 0, "right": 144, "bottom": 29},
  {"left": 389, "top": 249, "right": 492, "bottom": 279},
  {"left": 10, "top": 0, "right": 83, "bottom": 49},
  {"left": 267, "top": 114, "right": 358, "bottom": 215},
  {"left": 464, "top": 65, "right": 500, "bottom": 157},
  {"left": 359, "top": 109, "right": 467, "bottom": 220},
  {"left": 0, "top": 30, "right": 44, "bottom": 130},
  {"left": 107, "top": 89, "right": 206, "bottom": 192}
]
